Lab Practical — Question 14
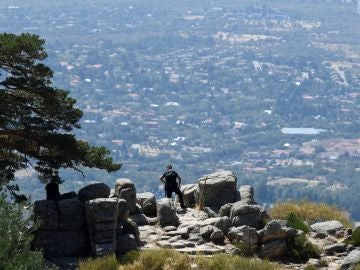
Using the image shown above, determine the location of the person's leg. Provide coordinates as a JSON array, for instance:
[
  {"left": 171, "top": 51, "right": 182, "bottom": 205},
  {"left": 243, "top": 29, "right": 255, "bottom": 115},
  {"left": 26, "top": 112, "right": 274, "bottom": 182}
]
[
  {"left": 174, "top": 187, "right": 186, "bottom": 208},
  {"left": 166, "top": 189, "right": 172, "bottom": 199}
]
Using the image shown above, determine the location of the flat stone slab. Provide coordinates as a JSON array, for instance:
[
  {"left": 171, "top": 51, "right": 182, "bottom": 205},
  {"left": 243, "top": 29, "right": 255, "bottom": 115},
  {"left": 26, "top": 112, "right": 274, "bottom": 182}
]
[
  {"left": 166, "top": 228, "right": 189, "bottom": 238},
  {"left": 340, "top": 250, "right": 360, "bottom": 270},
  {"left": 164, "top": 226, "right": 177, "bottom": 232},
  {"left": 184, "top": 241, "right": 196, "bottom": 247},
  {"left": 168, "top": 235, "right": 182, "bottom": 243},
  {"left": 156, "top": 241, "right": 171, "bottom": 248},
  {"left": 176, "top": 246, "right": 224, "bottom": 255},
  {"left": 171, "top": 242, "right": 186, "bottom": 249},
  {"left": 311, "top": 220, "right": 344, "bottom": 235}
]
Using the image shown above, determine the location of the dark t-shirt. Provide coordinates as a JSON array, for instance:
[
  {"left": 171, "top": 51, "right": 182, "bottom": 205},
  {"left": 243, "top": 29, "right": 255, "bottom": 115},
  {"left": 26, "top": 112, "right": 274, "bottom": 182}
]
[{"left": 162, "top": 170, "right": 179, "bottom": 190}]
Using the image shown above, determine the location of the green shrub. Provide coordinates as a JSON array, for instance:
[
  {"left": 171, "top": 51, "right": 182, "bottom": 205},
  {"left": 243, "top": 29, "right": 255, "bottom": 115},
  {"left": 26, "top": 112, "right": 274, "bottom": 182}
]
[
  {"left": 286, "top": 212, "right": 310, "bottom": 233},
  {"left": 269, "top": 201, "right": 351, "bottom": 227},
  {"left": 0, "top": 194, "right": 45, "bottom": 270},
  {"left": 235, "top": 242, "right": 253, "bottom": 257},
  {"left": 318, "top": 259, "right": 328, "bottom": 267},
  {"left": 349, "top": 228, "right": 360, "bottom": 247},
  {"left": 79, "top": 254, "right": 118, "bottom": 270},
  {"left": 292, "top": 234, "right": 320, "bottom": 262},
  {"left": 304, "top": 265, "right": 317, "bottom": 270}
]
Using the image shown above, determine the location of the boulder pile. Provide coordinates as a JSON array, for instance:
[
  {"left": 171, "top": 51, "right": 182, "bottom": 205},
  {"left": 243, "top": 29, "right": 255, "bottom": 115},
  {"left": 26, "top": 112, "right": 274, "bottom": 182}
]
[
  {"left": 33, "top": 170, "right": 360, "bottom": 270},
  {"left": 33, "top": 179, "right": 141, "bottom": 258}
]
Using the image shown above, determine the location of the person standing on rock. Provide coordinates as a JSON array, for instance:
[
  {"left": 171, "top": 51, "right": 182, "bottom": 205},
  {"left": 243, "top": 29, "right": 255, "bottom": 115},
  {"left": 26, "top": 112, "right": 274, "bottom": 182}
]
[{"left": 160, "top": 164, "right": 186, "bottom": 209}]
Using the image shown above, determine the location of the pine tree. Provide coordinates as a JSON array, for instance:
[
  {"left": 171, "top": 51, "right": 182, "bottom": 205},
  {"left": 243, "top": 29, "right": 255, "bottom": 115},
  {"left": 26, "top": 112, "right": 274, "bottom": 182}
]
[
  {"left": 0, "top": 33, "right": 121, "bottom": 199},
  {"left": 0, "top": 194, "right": 45, "bottom": 269}
]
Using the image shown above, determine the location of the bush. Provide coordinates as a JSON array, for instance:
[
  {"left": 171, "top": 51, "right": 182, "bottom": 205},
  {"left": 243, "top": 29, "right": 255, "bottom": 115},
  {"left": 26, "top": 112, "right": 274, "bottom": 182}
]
[
  {"left": 235, "top": 242, "right": 253, "bottom": 257},
  {"left": 292, "top": 234, "right": 320, "bottom": 262},
  {"left": 347, "top": 227, "right": 360, "bottom": 247},
  {"left": 79, "top": 254, "right": 118, "bottom": 270},
  {"left": 285, "top": 212, "right": 310, "bottom": 233},
  {"left": 269, "top": 201, "right": 351, "bottom": 227},
  {"left": 304, "top": 266, "right": 317, "bottom": 270},
  {"left": 0, "top": 194, "right": 45, "bottom": 270}
]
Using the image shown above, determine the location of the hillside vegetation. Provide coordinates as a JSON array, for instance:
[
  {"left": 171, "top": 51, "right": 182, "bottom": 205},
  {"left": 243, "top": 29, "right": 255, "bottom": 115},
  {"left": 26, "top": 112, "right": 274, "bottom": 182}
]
[{"left": 269, "top": 201, "right": 352, "bottom": 227}]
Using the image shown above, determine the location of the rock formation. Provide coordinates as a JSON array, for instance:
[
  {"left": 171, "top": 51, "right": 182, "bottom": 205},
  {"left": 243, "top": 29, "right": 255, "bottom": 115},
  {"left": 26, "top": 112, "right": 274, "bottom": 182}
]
[{"left": 32, "top": 170, "right": 360, "bottom": 270}]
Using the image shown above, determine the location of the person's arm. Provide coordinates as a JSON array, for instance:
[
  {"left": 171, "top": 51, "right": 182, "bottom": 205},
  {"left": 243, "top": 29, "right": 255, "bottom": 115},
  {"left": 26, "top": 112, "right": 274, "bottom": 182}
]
[
  {"left": 176, "top": 173, "right": 182, "bottom": 187},
  {"left": 160, "top": 174, "right": 166, "bottom": 184}
]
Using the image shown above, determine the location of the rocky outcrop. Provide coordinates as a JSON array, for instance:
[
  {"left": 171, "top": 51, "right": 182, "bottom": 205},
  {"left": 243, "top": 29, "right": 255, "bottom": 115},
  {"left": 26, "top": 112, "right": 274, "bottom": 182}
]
[
  {"left": 115, "top": 178, "right": 137, "bottom": 214},
  {"left": 32, "top": 171, "right": 355, "bottom": 270},
  {"left": 341, "top": 250, "right": 360, "bottom": 270},
  {"left": 230, "top": 202, "right": 263, "bottom": 229},
  {"left": 239, "top": 185, "right": 256, "bottom": 204},
  {"left": 228, "top": 225, "right": 259, "bottom": 252},
  {"left": 78, "top": 183, "right": 110, "bottom": 202},
  {"left": 33, "top": 181, "right": 141, "bottom": 258},
  {"left": 85, "top": 198, "right": 119, "bottom": 256},
  {"left": 33, "top": 230, "right": 87, "bottom": 258},
  {"left": 157, "top": 198, "right": 179, "bottom": 227},
  {"left": 195, "top": 171, "right": 237, "bottom": 211},
  {"left": 311, "top": 220, "right": 344, "bottom": 235},
  {"left": 180, "top": 184, "right": 197, "bottom": 208},
  {"left": 137, "top": 192, "right": 156, "bottom": 217},
  {"left": 33, "top": 197, "right": 87, "bottom": 258},
  {"left": 34, "top": 197, "right": 84, "bottom": 231},
  {"left": 258, "top": 220, "right": 297, "bottom": 259}
]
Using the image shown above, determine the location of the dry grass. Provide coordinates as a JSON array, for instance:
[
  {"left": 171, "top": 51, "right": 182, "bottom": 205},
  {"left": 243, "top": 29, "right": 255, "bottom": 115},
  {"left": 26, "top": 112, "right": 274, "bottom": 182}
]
[
  {"left": 196, "top": 254, "right": 279, "bottom": 270},
  {"left": 118, "top": 249, "right": 191, "bottom": 270},
  {"left": 79, "top": 254, "right": 118, "bottom": 270},
  {"left": 79, "top": 249, "right": 279, "bottom": 270},
  {"left": 269, "top": 201, "right": 352, "bottom": 227}
]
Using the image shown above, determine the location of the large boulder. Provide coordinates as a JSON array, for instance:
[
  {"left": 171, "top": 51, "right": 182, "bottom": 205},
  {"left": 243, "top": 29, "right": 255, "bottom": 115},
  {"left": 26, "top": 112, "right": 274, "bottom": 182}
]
[
  {"left": 340, "top": 250, "right": 360, "bottom": 270},
  {"left": 117, "top": 199, "right": 129, "bottom": 221},
  {"left": 201, "top": 217, "right": 232, "bottom": 235},
  {"left": 78, "top": 183, "right": 110, "bottom": 202},
  {"left": 218, "top": 203, "right": 233, "bottom": 217},
  {"left": 258, "top": 220, "right": 297, "bottom": 243},
  {"left": 180, "top": 184, "right": 197, "bottom": 208},
  {"left": 195, "top": 171, "right": 237, "bottom": 211},
  {"left": 85, "top": 198, "right": 119, "bottom": 256},
  {"left": 210, "top": 229, "right": 225, "bottom": 244},
  {"left": 260, "top": 240, "right": 287, "bottom": 259},
  {"left": 129, "top": 213, "right": 148, "bottom": 226},
  {"left": 137, "top": 192, "right": 156, "bottom": 217},
  {"left": 227, "top": 225, "right": 259, "bottom": 251},
  {"left": 33, "top": 230, "right": 87, "bottom": 258},
  {"left": 85, "top": 198, "right": 119, "bottom": 225},
  {"left": 57, "top": 198, "right": 85, "bottom": 231},
  {"left": 34, "top": 200, "right": 59, "bottom": 231},
  {"left": 157, "top": 198, "right": 179, "bottom": 227},
  {"left": 230, "top": 202, "right": 262, "bottom": 229},
  {"left": 311, "top": 220, "right": 344, "bottom": 235},
  {"left": 199, "top": 225, "right": 218, "bottom": 240},
  {"left": 116, "top": 234, "right": 138, "bottom": 254},
  {"left": 34, "top": 198, "right": 84, "bottom": 231},
  {"left": 239, "top": 185, "right": 256, "bottom": 204},
  {"left": 119, "top": 219, "right": 140, "bottom": 244},
  {"left": 115, "top": 178, "right": 137, "bottom": 214}
]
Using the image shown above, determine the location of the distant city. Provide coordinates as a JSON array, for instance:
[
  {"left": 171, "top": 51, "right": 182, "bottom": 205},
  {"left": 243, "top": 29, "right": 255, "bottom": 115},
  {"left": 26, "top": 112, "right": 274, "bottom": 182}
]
[{"left": 2, "top": 0, "right": 360, "bottom": 218}]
